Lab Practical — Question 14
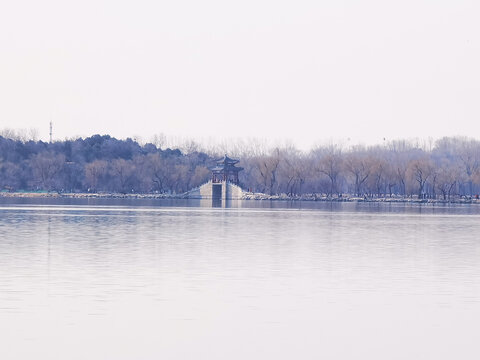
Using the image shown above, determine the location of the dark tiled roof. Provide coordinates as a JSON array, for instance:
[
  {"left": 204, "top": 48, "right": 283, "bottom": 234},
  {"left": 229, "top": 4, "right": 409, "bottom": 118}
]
[
  {"left": 214, "top": 154, "right": 239, "bottom": 165},
  {"left": 212, "top": 165, "right": 243, "bottom": 172}
]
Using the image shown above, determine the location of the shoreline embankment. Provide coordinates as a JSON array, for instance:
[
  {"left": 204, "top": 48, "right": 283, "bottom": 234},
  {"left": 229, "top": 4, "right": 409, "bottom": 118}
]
[{"left": 0, "top": 191, "right": 479, "bottom": 204}]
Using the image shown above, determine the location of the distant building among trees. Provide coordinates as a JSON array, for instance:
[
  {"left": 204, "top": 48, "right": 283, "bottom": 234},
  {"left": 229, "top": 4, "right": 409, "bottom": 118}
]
[
  {"left": 211, "top": 155, "right": 243, "bottom": 185},
  {"left": 1, "top": 132, "right": 480, "bottom": 199}
]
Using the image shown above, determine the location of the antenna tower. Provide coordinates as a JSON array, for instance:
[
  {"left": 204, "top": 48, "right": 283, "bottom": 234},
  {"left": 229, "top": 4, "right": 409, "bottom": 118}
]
[{"left": 49, "top": 121, "right": 53, "bottom": 143}]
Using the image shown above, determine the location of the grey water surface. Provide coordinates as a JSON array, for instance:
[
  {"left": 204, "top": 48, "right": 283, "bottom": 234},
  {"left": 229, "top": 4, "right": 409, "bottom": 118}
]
[{"left": 1, "top": 199, "right": 480, "bottom": 359}]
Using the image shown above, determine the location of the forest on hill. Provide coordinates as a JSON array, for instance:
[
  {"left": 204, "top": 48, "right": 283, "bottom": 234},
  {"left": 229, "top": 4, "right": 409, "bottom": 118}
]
[{"left": 1, "top": 132, "right": 480, "bottom": 199}]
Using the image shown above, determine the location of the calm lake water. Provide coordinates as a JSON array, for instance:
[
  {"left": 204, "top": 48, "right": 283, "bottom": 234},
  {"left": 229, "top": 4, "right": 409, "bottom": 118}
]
[{"left": 1, "top": 198, "right": 480, "bottom": 359}]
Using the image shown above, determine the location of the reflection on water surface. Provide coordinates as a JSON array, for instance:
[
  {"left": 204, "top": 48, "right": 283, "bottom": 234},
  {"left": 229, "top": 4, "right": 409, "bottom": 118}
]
[{"left": 1, "top": 198, "right": 480, "bottom": 360}]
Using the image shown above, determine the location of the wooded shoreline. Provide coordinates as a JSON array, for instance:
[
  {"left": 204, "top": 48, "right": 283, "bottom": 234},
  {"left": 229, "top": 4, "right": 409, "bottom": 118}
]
[{"left": 2, "top": 134, "right": 480, "bottom": 200}]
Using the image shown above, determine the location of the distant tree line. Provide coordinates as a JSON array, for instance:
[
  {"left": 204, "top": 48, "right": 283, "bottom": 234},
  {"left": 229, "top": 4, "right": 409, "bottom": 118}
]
[
  {"left": 0, "top": 134, "right": 210, "bottom": 194},
  {"left": 1, "top": 132, "right": 480, "bottom": 199},
  {"left": 238, "top": 137, "right": 480, "bottom": 199}
]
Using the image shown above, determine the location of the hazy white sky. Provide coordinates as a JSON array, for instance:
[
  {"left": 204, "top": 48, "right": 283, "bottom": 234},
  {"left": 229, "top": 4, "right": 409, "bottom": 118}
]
[{"left": 1, "top": 0, "right": 479, "bottom": 149}]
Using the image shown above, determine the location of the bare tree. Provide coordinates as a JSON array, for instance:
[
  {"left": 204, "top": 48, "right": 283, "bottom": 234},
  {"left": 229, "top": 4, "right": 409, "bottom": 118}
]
[
  {"left": 253, "top": 148, "right": 281, "bottom": 195},
  {"left": 277, "top": 145, "right": 307, "bottom": 196},
  {"left": 0, "top": 161, "right": 20, "bottom": 191},
  {"left": 30, "top": 153, "right": 65, "bottom": 191},
  {"left": 85, "top": 160, "right": 108, "bottom": 192},
  {"left": 435, "top": 159, "right": 462, "bottom": 200},
  {"left": 313, "top": 146, "right": 343, "bottom": 196},
  {"left": 366, "top": 156, "right": 388, "bottom": 197},
  {"left": 110, "top": 159, "right": 135, "bottom": 193},
  {"left": 458, "top": 139, "right": 480, "bottom": 196},
  {"left": 407, "top": 157, "right": 435, "bottom": 199},
  {"left": 144, "top": 153, "right": 168, "bottom": 193},
  {"left": 344, "top": 151, "right": 371, "bottom": 196}
]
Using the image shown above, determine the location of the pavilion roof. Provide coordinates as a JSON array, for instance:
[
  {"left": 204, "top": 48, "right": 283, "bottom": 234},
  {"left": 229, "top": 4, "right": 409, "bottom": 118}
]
[
  {"left": 211, "top": 165, "right": 243, "bottom": 172},
  {"left": 214, "top": 154, "right": 240, "bottom": 165},
  {"left": 211, "top": 154, "right": 243, "bottom": 173}
]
